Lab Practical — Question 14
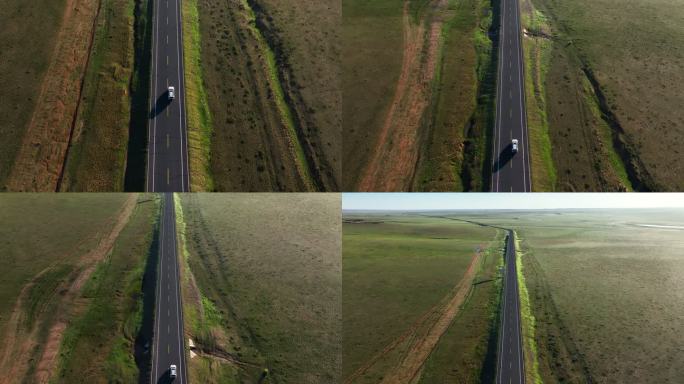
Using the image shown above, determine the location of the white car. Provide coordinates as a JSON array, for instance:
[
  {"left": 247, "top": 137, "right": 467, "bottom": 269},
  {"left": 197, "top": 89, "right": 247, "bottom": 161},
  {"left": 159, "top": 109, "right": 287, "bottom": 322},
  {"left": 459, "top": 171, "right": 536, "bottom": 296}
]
[
  {"left": 511, "top": 139, "right": 519, "bottom": 153},
  {"left": 168, "top": 86, "right": 175, "bottom": 100},
  {"left": 170, "top": 364, "right": 177, "bottom": 379}
]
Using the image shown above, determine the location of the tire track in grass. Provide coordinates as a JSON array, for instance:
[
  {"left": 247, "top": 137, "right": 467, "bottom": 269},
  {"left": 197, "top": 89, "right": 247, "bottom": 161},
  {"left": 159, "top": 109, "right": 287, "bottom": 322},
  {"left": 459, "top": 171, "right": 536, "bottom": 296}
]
[
  {"left": 345, "top": 243, "right": 486, "bottom": 384},
  {"left": 357, "top": 0, "right": 448, "bottom": 192},
  {"left": 0, "top": 195, "right": 137, "bottom": 383}
]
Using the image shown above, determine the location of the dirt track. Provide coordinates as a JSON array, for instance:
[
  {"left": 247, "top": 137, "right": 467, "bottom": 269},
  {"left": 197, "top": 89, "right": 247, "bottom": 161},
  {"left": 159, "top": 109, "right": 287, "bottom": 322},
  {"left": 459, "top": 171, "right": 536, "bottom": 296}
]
[
  {"left": 345, "top": 245, "right": 484, "bottom": 384},
  {"left": 5, "top": 0, "right": 100, "bottom": 192},
  {"left": 357, "top": 1, "right": 447, "bottom": 191},
  {"left": 0, "top": 195, "right": 137, "bottom": 384}
]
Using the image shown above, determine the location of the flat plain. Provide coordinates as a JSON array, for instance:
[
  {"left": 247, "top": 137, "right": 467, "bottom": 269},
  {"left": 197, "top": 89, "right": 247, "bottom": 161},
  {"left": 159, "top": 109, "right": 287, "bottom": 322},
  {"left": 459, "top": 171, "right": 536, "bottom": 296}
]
[
  {"left": 519, "top": 210, "right": 684, "bottom": 383},
  {"left": 178, "top": 193, "right": 341, "bottom": 383},
  {"left": 454, "top": 209, "right": 684, "bottom": 382},
  {"left": 343, "top": 213, "right": 502, "bottom": 383}
]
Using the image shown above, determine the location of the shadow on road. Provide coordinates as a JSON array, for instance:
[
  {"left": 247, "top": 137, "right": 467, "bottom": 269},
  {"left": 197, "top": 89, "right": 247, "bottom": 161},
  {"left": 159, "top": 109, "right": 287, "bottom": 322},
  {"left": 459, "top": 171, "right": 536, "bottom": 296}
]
[
  {"left": 492, "top": 144, "right": 515, "bottom": 172},
  {"left": 156, "top": 372, "right": 173, "bottom": 384},
  {"left": 150, "top": 93, "right": 172, "bottom": 118}
]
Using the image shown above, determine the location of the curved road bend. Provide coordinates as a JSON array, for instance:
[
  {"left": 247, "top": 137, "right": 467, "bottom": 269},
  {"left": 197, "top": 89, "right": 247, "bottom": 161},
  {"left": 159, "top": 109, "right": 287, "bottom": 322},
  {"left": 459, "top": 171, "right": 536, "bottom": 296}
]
[
  {"left": 147, "top": 0, "right": 190, "bottom": 192},
  {"left": 491, "top": 0, "right": 532, "bottom": 192},
  {"left": 152, "top": 193, "right": 188, "bottom": 383},
  {"left": 497, "top": 230, "right": 525, "bottom": 384}
]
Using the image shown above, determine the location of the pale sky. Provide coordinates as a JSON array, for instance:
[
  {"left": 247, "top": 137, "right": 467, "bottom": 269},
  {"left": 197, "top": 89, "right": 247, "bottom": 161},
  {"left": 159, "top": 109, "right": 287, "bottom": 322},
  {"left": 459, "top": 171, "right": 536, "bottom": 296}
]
[{"left": 342, "top": 193, "right": 684, "bottom": 211}]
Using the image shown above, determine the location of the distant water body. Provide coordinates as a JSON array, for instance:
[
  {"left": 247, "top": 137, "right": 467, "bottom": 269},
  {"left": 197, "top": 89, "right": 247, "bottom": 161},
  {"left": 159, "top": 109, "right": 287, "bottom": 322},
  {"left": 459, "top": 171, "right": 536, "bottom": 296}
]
[{"left": 636, "top": 224, "right": 684, "bottom": 230}]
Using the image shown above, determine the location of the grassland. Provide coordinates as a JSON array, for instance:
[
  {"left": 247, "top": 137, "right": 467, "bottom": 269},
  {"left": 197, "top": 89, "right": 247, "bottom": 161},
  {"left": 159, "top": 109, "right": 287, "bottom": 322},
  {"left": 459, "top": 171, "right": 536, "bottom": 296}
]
[
  {"left": 343, "top": 0, "right": 497, "bottom": 191},
  {"left": 60, "top": 0, "right": 142, "bottom": 191},
  {"left": 0, "top": 194, "right": 158, "bottom": 383},
  {"left": 0, "top": 0, "right": 66, "bottom": 187},
  {"left": 0, "top": 0, "right": 151, "bottom": 191},
  {"left": 522, "top": 0, "right": 684, "bottom": 191},
  {"left": 456, "top": 209, "right": 684, "bottom": 382},
  {"left": 341, "top": 0, "right": 404, "bottom": 189},
  {"left": 413, "top": 0, "right": 497, "bottom": 192},
  {"left": 343, "top": 214, "right": 502, "bottom": 383},
  {"left": 178, "top": 194, "right": 341, "bottom": 383},
  {"left": 54, "top": 194, "right": 159, "bottom": 382},
  {"left": 186, "top": 0, "right": 339, "bottom": 191}
]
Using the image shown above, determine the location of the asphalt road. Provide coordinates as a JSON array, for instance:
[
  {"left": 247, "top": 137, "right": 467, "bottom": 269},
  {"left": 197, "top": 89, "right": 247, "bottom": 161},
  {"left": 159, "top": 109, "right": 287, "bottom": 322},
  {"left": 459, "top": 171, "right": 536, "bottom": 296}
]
[
  {"left": 152, "top": 193, "right": 188, "bottom": 383},
  {"left": 146, "top": 0, "right": 190, "bottom": 192},
  {"left": 491, "top": 0, "right": 532, "bottom": 192},
  {"left": 497, "top": 230, "right": 525, "bottom": 384}
]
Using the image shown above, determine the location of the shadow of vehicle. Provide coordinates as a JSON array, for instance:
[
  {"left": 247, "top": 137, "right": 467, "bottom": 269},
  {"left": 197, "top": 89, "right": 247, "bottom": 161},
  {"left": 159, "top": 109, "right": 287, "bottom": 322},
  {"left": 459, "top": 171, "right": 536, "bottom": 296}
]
[
  {"left": 492, "top": 144, "right": 515, "bottom": 172},
  {"left": 150, "top": 92, "right": 172, "bottom": 118},
  {"left": 156, "top": 370, "right": 173, "bottom": 384}
]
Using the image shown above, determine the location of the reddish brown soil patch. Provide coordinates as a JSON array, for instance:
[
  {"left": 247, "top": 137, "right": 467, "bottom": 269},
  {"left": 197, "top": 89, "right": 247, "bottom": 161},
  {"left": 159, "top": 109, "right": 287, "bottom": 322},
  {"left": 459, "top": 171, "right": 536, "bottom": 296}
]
[
  {"left": 0, "top": 195, "right": 137, "bottom": 384},
  {"left": 5, "top": 0, "right": 100, "bottom": 192},
  {"left": 357, "top": 1, "right": 447, "bottom": 191},
  {"left": 345, "top": 246, "right": 484, "bottom": 383}
]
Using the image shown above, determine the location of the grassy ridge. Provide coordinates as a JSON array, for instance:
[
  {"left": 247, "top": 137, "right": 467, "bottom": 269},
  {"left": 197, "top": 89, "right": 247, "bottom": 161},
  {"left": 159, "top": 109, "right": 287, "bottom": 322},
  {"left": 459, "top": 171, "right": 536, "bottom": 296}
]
[
  {"left": 60, "top": 0, "right": 137, "bottom": 191},
  {"left": 173, "top": 194, "right": 240, "bottom": 383},
  {"left": 520, "top": 0, "right": 556, "bottom": 191},
  {"left": 514, "top": 232, "right": 542, "bottom": 384},
  {"left": 418, "top": 229, "right": 505, "bottom": 382},
  {"left": 241, "top": 0, "right": 315, "bottom": 190},
  {"left": 414, "top": 0, "right": 476, "bottom": 191},
  {"left": 54, "top": 196, "right": 159, "bottom": 382},
  {"left": 537, "top": 0, "right": 684, "bottom": 190},
  {"left": 181, "top": 0, "right": 214, "bottom": 191},
  {"left": 180, "top": 194, "right": 341, "bottom": 383},
  {"left": 525, "top": 0, "right": 663, "bottom": 191}
]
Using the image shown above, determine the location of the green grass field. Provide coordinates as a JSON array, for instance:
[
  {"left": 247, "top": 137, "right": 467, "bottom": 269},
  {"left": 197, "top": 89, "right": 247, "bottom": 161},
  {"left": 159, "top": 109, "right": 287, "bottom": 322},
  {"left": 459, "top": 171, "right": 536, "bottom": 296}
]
[
  {"left": 414, "top": 0, "right": 496, "bottom": 192},
  {"left": 524, "top": 0, "right": 684, "bottom": 191},
  {"left": 343, "top": 214, "right": 502, "bottom": 383},
  {"left": 0, "top": 194, "right": 130, "bottom": 333},
  {"left": 451, "top": 209, "right": 684, "bottom": 382},
  {"left": 55, "top": 195, "right": 159, "bottom": 382},
  {"left": 178, "top": 193, "right": 341, "bottom": 383},
  {"left": 184, "top": 0, "right": 338, "bottom": 191},
  {"left": 343, "top": 0, "right": 496, "bottom": 191},
  {"left": 0, "top": 0, "right": 146, "bottom": 191},
  {"left": 0, "top": 194, "right": 157, "bottom": 383},
  {"left": 0, "top": 0, "right": 66, "bottom": 187},
  {"left": 61, "top": 0, "right": 146, "bottom": 191},
  {"left": 341, "top": 0, "right": 404, "bottom": 189}
]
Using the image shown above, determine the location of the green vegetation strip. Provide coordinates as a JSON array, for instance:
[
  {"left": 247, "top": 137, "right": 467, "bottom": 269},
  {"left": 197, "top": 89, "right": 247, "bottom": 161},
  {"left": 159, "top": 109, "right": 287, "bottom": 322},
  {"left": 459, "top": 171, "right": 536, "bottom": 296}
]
[
  {"left": 182, "top": 0, "right": 214, "bottom": 191},
  {"left": 174, "top": 194, "right": 223, "bottom": 344},
  {"left": 520, "top": 2, "right": 556, "bottom": 191},
  {"left": 55, "top": 196, "right": 158, "bottom": 382},
  {"left": 173, "top": 193, "right": 196, "bottom": 327},
  {"left": 580, "top": 74, "right": 633, "bottom": 190},
  {"left": 514, "top": 231, "right": 542, "bottom": 384},
  {"left": 240, "top": 0, "right": 315, "bottom": 190},
  {"left": 61, "top": 0, "right": 135, "bottom": 191}
]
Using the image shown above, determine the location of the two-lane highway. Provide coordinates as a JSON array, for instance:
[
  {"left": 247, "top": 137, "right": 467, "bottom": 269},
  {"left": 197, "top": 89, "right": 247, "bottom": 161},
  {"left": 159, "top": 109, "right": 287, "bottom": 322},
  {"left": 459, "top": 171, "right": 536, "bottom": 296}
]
[
  {"left": 497, "top": 231, "right": 525, "bottom": 384},
  {"left": 152, "top": 193, "right": 188, "bottom": 383},
  {"left": 147, "top": 0, "right": 190, "bottom": 192},
  {"left": 491, "top": 0, "right": 532, "bottom": 192}
]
